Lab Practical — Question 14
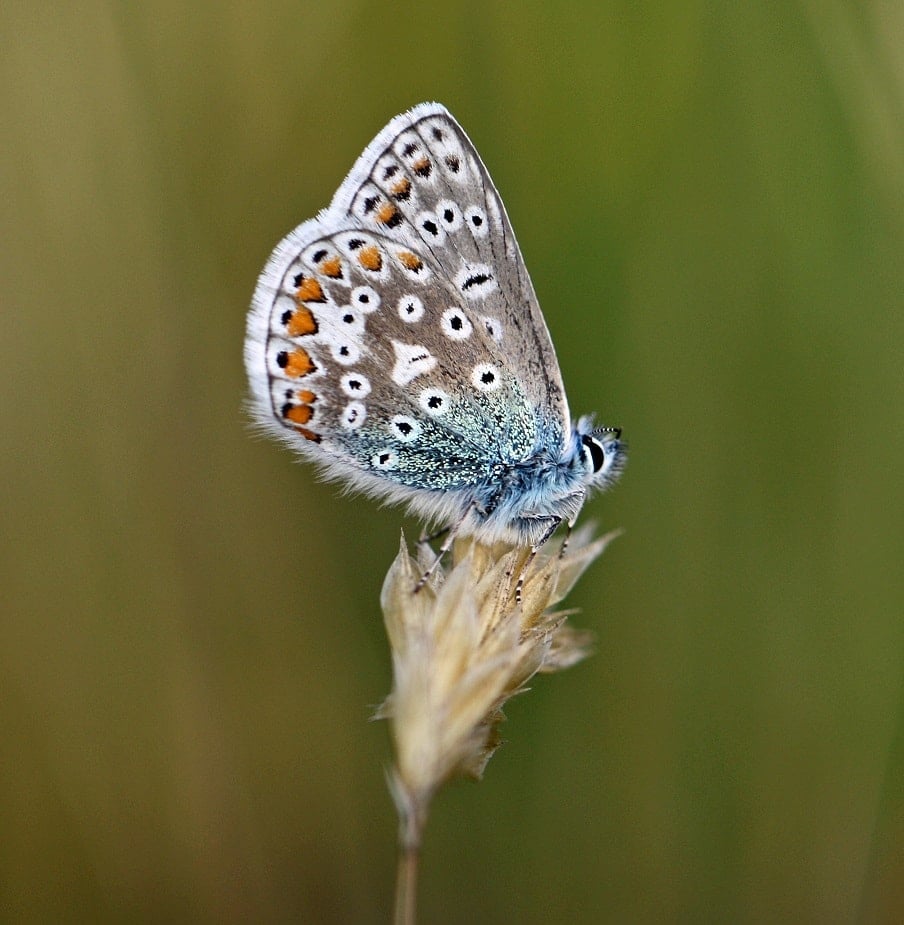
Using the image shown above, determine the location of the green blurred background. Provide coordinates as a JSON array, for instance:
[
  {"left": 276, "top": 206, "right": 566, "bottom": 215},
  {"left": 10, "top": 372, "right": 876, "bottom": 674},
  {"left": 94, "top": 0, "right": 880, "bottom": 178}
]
[{"left": 2, "top": 2, "right": 902, "bottom": 922}]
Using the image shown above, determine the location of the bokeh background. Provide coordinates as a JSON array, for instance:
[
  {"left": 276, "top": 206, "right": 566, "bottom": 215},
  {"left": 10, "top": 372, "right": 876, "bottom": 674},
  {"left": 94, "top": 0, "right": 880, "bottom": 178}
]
[{"left": 3, "top": 3, "right": 902, "bottom": 922}]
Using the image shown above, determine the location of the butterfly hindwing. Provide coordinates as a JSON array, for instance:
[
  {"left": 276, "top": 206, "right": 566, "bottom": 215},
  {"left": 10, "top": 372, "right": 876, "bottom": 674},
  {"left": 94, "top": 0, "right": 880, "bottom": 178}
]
[{"left": 249, "top": 210, "right": 539, "bottom": 494}]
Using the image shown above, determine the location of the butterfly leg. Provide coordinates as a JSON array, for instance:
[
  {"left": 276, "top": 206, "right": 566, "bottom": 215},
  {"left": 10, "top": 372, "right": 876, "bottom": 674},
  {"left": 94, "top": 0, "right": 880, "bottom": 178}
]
[
  {"left": 413, "top": 500, "right": 478, "bottom": 593},
  {"left": 558, "top": 521, "right": 575, "bottom": 560},
  {"left": 514, "top": 516, "right": 562, "bottom": 604},
  {"left": 552, "top": 490, "right": 586, "bottom": 562}
]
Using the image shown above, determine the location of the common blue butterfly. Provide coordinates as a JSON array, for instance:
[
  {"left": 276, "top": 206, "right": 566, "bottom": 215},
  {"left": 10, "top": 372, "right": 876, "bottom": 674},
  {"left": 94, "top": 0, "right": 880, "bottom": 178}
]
[{"left": 245, "top": 103, "right": 624, "bottom": 555}]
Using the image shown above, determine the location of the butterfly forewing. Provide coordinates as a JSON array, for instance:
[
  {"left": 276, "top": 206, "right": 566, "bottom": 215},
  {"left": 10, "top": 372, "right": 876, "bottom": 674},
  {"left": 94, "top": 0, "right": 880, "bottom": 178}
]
[{"left": 336, "top": 105, "right": 570, "bottom": 440}]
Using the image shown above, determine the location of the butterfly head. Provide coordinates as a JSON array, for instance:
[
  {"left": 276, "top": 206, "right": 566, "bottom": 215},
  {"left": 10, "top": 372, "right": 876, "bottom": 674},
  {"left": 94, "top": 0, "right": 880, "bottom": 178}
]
[{"left": 574, "top": 419, "right": 625, "bottom": 490}]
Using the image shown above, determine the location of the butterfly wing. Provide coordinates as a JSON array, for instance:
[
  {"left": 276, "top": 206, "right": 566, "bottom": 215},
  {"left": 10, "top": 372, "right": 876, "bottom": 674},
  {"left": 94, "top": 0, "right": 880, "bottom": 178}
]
[
  {"left": 246, "top": 103, "right": 569, "bottom": 512},
  {"left": 335, "top": 103, "right": 571, "bottom": 442}
]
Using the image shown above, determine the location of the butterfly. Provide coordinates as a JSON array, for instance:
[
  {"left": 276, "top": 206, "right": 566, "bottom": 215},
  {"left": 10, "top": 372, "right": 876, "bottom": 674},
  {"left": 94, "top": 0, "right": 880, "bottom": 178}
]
[{"left": 245, "top": 102, "right": 624, "bottom": 560}]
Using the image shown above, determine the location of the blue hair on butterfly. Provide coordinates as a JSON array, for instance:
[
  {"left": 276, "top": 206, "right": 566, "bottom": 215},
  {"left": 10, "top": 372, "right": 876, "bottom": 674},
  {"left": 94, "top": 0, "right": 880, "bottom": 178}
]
[{"left": 245, "top": 102, "right": 625, "bottom": 557}]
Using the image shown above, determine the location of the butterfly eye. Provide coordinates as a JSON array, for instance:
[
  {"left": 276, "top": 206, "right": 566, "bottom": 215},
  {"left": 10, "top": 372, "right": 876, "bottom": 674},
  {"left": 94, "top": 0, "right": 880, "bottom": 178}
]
[{"left": 580, "top": 435, "right": 607, "bottom": 473}]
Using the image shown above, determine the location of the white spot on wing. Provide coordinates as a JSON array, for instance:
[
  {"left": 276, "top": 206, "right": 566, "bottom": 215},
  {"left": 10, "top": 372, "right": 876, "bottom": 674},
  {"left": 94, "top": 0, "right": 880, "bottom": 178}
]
[
  {"left": 481, "top": 316, "right": 503, "bottom": 342},
  {"left": 440, "top": 307, "right": 473, "bottom": 340},
  {"left": 436, "top": 199, "right": 463, "bottom": 232},
  {"left": 351, "top": 285, "right": 380, "bottom": 313},
  {"left": 471, "top": 363, "right": 502, "bottom": 392},
  {"left": 340, "top": 372, "right": 371, "bottom": 397},
  {"left": 340, "top": 401, "right": 367, "bottom": 429},
  {"left": 465, "top": 206, "right": 489, "bottom": 238},
  {"left": 419, "top": 387, "right": 450, "bottom": 417},
  {"left": 391, "top": 341, "right": 437, "bottom": 386},
  {"left": 335, "top": 306, "right": 364, "bottom": 335},
  {"left": 329, "top": 340, "right": 361, "bottom": 365},
  {"left": 390, "top": 415, "right": 422, "bottom": 443},
  {"left": 416, "top": 210, "right": 446, "bottom": 245},
  {"left": 456, "top": 263, "right": 498, "bottom": 299},
  {"left": 398, "top": 294, "right": 424, "bottom": 322},
  {"left": 372, "top": 448, "right": 399, "bottom": 470}
]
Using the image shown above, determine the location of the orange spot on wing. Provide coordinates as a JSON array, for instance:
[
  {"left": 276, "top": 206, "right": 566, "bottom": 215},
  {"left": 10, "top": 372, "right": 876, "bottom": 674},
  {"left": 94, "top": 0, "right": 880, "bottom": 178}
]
[
  {"left": 358, "top": 245, "right": 382, "bottom": 271},
  {"left": 296, "top": 389, "right": 316, "bottom": 403},
  {"left": 320, "top": 255, "right": 342, "bottom": 278},
  {"left": 295, "top": 426, "right": 320, "bottom": 443},
  {"left": 376, "top": 202, "right": 399, "bottom": 224},
  {"left": 283, "top": 349, "right": 315, "bottom": 378},
  {"left": 285, "top": 404, "right": 313, "bottom": 425},
  {"left": 286, "top": 306, "right": 317, "bottom": 337},
  {"left": 296, "top": 276, "right": 325, "bottom": 302},
  {"left": 390, "top": 178, "right": 411, "bottom": 199},
  {"left": 398, "top": 251, "right": 422, "bottom": 271},
  {"left": 412, "top": 156, "right": 431, "bottom": 176}
]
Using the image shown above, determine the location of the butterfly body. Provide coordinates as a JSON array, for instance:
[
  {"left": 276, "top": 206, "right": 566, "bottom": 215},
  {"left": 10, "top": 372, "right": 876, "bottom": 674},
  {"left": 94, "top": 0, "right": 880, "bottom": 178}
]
[{"left": 246, "top": 103, "right": 624, "bottom": 547}]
